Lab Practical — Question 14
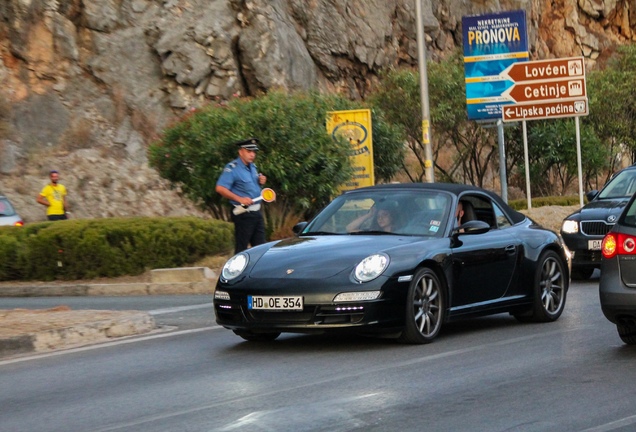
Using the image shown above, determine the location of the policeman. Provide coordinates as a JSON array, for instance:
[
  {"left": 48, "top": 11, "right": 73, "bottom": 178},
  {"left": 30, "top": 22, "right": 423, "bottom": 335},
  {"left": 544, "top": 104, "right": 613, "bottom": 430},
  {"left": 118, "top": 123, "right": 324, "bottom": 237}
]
[{"left": 215, "top": 138, "right": 267, "bottom": 253}]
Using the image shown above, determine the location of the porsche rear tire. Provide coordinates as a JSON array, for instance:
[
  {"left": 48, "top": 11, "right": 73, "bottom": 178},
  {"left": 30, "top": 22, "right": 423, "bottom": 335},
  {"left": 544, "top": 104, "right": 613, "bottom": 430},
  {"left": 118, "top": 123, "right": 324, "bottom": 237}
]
[
  {"left": 398, "top": 267, "right": 445, "bottom": 344},
  {"left": 515, "top": 250, "right": 567, "bottom": 323}
]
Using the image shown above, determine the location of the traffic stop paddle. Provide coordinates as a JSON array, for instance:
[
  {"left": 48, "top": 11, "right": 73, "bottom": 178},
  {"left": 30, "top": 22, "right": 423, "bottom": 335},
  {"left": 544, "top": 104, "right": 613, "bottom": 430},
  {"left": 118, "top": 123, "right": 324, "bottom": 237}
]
[{"left": 232, "top": 188, "right": 276, "bottom": 215}]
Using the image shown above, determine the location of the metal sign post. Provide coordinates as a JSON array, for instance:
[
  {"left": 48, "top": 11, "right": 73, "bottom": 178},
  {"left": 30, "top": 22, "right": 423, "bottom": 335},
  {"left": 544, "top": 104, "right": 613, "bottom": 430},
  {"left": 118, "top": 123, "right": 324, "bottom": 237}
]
[
  {"left": 522, "top": 120, "right": 531, "bottom": 209},
  {"left": 576, "top": 116, "right": 584, "bottom": 207},
  {"left": 416, "top": 0, "right": 434, "bottom": 183},
  {"left": 497, "top": 120, "right": 507, "bottom": 203}
]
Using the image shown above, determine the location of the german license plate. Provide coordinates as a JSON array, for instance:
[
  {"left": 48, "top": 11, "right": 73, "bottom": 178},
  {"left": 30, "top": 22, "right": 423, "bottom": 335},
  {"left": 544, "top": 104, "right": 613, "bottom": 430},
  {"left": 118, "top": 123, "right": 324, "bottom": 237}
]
[
  {"left": 588, "top": 240, "right": 602, "bottom": 250},
  {"left": 247, "top": 295, "right": 303, "bottom": 311}
]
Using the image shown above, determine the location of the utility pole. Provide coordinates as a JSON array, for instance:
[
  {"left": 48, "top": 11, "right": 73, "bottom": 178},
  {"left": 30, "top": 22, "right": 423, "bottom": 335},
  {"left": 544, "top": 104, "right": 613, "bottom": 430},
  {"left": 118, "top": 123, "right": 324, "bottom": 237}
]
[{"left": 415, "top": 0, "right": 435, "bottom": 183}]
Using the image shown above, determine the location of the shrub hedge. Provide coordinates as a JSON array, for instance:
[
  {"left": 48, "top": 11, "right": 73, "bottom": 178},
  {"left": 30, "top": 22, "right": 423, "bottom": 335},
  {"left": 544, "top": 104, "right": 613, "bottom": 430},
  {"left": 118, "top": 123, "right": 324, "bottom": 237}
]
[
  {"left": 0, "top": 217, "right": 233, "bottom": 281},
  {"left": 508, "top": 195, "right": 582, "bottom": 210},
  {"left": 0, "top": 197, "right": 579, "bottom": 281}
]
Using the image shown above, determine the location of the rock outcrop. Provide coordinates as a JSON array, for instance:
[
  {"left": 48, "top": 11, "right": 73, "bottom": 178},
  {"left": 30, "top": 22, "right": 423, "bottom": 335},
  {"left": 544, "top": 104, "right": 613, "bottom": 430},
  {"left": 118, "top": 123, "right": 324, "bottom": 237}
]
[{"left": 0, "top": 0, "right": 634, "bottom": 221}]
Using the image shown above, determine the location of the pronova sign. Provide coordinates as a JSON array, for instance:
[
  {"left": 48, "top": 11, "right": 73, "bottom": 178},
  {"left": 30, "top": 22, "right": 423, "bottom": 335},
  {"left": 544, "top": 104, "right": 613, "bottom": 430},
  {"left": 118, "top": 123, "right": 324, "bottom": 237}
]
[{"left": 462, "top": 10, "right": 529, "bottom": 121}]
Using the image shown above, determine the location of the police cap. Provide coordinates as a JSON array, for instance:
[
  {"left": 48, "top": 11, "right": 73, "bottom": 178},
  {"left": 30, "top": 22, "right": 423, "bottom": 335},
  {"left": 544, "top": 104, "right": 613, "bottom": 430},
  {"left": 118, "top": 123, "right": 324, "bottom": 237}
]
[{"left": 235, "top": 138, "right": 259, "bottom": 151}]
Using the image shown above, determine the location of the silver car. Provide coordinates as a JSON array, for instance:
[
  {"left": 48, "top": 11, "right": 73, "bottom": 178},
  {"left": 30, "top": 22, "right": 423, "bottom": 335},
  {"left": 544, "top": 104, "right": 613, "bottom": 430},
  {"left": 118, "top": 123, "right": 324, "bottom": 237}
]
[
  {"left": 599, "top": 191, "right": 636, "bottom": 344},
  {"left": 0, "top": 195, "right": 24, "bottom": 227}
]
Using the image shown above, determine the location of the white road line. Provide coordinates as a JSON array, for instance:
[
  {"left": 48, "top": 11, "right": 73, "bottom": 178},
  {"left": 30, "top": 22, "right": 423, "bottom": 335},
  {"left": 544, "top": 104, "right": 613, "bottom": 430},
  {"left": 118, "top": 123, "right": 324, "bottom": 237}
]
[
  {"left": 579, "top": 415, "right": 636, "bottom": 432},
  {"left": 0, "top": 326, "right": 222, "bottom": 366},
  {"left": 148, "top": 303, "right": 214, "bottom": 315}
]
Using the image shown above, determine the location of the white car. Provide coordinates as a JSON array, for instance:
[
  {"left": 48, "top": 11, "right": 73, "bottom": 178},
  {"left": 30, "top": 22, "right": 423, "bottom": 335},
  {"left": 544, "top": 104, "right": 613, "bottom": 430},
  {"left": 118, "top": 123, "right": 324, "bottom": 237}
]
[{"left": 0, "top": 195, "right": 24, "bottom": 227}]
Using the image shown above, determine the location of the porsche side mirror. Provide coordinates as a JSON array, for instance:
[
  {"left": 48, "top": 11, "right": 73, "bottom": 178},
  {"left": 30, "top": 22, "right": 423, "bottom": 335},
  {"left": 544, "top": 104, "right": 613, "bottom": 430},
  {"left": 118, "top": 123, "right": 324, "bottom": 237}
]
[
  {"left": 293, "top": 222, "right": 308, "bottom": 235},
  {"left": 453, "top": 220, "right": 490, "bottom": 236}
]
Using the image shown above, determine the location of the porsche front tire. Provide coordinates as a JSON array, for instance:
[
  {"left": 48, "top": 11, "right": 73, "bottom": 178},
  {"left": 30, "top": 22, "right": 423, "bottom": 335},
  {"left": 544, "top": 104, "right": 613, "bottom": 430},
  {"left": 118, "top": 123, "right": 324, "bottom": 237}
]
[{"left": 398, "top": 267, "right": 445, "bottom": 344}]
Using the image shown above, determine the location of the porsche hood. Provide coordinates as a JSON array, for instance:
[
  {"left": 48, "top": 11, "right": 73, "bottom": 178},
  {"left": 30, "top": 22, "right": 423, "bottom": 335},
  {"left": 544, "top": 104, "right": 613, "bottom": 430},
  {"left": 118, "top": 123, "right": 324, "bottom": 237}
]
[{"left": 247, "top": 235, "right": 420, "bottom": 279}]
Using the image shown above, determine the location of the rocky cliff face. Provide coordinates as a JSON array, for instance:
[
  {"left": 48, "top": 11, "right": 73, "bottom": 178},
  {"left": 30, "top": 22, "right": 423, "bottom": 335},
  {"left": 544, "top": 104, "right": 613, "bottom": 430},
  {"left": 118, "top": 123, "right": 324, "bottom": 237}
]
[{"left": 0, "top": 0, "right": 633, "bottom": 222}]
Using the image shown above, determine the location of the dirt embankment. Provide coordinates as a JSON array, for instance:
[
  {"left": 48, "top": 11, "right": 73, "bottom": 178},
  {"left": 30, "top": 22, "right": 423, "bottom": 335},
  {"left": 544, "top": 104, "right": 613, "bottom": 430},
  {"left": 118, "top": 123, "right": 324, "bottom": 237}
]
[{"left": 520, "top": 205, "right": 579, "bottom": 233}]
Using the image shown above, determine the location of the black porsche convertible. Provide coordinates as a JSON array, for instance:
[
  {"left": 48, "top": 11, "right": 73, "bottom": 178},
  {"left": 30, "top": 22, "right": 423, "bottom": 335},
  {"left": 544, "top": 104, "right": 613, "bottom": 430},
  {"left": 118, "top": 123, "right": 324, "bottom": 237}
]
[{"left": 214, "top": 183, "right": 570, "bottom": 344}]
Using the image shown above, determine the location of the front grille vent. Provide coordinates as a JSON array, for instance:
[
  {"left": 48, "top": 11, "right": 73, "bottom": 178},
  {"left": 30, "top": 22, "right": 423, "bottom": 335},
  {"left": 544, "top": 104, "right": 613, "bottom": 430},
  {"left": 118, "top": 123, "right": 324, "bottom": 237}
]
[{"left": 581, "top": 220, "right": 614, "bottom": 236}]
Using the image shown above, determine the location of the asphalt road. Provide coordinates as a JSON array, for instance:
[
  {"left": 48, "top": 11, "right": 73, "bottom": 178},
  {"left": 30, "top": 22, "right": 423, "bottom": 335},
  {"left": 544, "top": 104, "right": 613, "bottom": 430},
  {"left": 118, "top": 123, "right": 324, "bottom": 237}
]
[{"left": 1, "top": 277, "right": 636, "bottom": 432}]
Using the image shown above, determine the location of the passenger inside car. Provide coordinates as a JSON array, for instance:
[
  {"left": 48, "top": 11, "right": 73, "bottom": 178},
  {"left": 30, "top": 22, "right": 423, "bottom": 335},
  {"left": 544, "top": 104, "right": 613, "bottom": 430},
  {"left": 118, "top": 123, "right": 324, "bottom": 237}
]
[
  {"left": 347, "top": 201, "right": 399, "bottom": 233},
  {"left": 460, "top": 200, "right": 476, "bottom": 224}
]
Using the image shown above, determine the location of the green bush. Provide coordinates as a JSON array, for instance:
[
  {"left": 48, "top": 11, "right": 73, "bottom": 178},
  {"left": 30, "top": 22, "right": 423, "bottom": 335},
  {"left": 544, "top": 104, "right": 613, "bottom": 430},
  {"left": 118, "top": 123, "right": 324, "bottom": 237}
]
[
  {"left": 508, "top": 195, "right": 582, "bottom": 210},
  {"left": 148, "top": 90, "right": 405, "bottom": 231},
  {"left": 0, "top": 232, "right": 20, "bottom": 280},
  {"left": 0, "top": 217, "right": 233, "bottom": 281}
]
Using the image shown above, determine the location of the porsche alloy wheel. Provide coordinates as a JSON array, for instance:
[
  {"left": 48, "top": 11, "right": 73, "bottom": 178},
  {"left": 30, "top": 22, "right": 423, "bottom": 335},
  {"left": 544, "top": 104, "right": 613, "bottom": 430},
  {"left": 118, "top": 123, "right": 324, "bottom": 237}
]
[{"left": 399, "top": 267, "right": 445, "bottom": 344}]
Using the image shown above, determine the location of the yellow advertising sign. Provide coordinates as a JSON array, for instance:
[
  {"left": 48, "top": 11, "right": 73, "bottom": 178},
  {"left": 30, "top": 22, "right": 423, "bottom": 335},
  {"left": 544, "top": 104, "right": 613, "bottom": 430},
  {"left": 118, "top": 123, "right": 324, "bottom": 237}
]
[{"left": 326, "top": 109, "right": 374, "bottom": 192}]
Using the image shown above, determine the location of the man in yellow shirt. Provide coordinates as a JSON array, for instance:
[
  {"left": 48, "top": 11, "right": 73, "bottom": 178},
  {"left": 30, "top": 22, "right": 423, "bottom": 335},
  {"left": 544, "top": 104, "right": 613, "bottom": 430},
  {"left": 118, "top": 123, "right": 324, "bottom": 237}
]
[{"left": 36, "top": 170, "right": 69, "bottom": 221}]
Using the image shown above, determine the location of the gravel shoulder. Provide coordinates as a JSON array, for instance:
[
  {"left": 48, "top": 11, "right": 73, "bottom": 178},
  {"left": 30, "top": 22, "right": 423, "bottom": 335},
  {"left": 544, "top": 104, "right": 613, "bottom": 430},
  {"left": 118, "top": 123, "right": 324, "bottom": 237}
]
[{"left": 521, "top": 205, "right": 578, "bottom": 233}]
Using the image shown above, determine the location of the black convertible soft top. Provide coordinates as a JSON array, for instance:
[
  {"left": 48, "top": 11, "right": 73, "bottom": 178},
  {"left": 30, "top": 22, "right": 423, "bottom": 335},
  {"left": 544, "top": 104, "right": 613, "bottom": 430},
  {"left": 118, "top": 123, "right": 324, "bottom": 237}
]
[{"left": 345, "top": 182, "right": 527, "bottom": 225}]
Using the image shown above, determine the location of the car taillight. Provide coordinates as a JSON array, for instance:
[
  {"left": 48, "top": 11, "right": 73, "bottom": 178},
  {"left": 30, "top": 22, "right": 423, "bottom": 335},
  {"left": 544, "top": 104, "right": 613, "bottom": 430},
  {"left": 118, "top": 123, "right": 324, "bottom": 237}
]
[
  {"left": 602, "top": 234, "right": 617, "bottom": 258},
  {"left": 602, "top": 233, "right": 636, "bottom": 259},
  {"left": 624, "top": 235, "right": 636, "bottom": 253}
]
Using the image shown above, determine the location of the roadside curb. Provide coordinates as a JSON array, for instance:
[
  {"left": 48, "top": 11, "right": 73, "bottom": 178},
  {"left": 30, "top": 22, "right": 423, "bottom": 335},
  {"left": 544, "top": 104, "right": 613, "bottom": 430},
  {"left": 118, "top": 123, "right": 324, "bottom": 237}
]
[
  {"left": 0, "top": 281, "right": 214, "bottom": 297},
  {"left": 0, "top": 267, "right": 218, "bottom": 359},
  {"left": 0, "top": 309, "right": 156, "bottom": 359},
  {"left": 0, "top": 267, "right": 218, "bottom": 297}
]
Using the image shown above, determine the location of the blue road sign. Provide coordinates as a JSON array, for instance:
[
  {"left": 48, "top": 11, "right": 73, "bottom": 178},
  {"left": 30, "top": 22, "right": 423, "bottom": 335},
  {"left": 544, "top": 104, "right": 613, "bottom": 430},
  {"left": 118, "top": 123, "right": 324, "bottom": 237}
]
[{"left": 462, "top": 10, "right": 529, "bottom": 121}]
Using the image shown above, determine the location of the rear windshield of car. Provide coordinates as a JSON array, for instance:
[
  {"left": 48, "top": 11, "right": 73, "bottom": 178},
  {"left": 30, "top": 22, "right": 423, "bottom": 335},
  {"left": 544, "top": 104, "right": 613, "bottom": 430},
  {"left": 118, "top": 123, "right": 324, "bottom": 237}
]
[
  {"left": 598, "top": 169, "right": 636, "bottom": 199},
  {"left": 0, "top": 198, "right": 16, "bottom": 216},
  {"left": 621, "top": 197, "right": 636, "bottom": 227}
]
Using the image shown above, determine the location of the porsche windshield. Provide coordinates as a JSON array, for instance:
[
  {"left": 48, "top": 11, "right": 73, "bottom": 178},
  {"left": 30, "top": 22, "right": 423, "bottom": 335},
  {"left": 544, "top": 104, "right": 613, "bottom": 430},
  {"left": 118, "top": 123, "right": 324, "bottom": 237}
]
[{"left": 302, "top": 190, "right": 452, "bottom": 237}]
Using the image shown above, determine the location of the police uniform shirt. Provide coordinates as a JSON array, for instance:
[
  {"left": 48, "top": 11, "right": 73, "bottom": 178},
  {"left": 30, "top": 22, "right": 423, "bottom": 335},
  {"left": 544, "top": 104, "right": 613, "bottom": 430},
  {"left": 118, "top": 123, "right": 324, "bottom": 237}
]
[{"left": 216, "top": 157, "right": 262, "bottom": 205}]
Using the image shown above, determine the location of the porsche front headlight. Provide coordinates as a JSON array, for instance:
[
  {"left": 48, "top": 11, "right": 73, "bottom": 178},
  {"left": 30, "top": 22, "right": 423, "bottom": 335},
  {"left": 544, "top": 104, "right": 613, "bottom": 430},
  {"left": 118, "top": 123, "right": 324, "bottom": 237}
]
[
  {"left": 354, "top": 253, "right": 389, "bottom": 283},
  {"left": 221, "top": 253, "right": 249, "bottom": 280},
  {"left": 561, "top": 220, "right": 579, "bottom": 234}
]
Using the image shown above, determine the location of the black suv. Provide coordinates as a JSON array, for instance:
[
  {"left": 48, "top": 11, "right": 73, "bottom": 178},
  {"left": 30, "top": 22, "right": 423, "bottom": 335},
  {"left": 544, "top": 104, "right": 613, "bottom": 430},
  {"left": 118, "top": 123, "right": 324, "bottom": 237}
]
[{"left": 561, "top": 164, "right": 636, "bottom": 279}]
